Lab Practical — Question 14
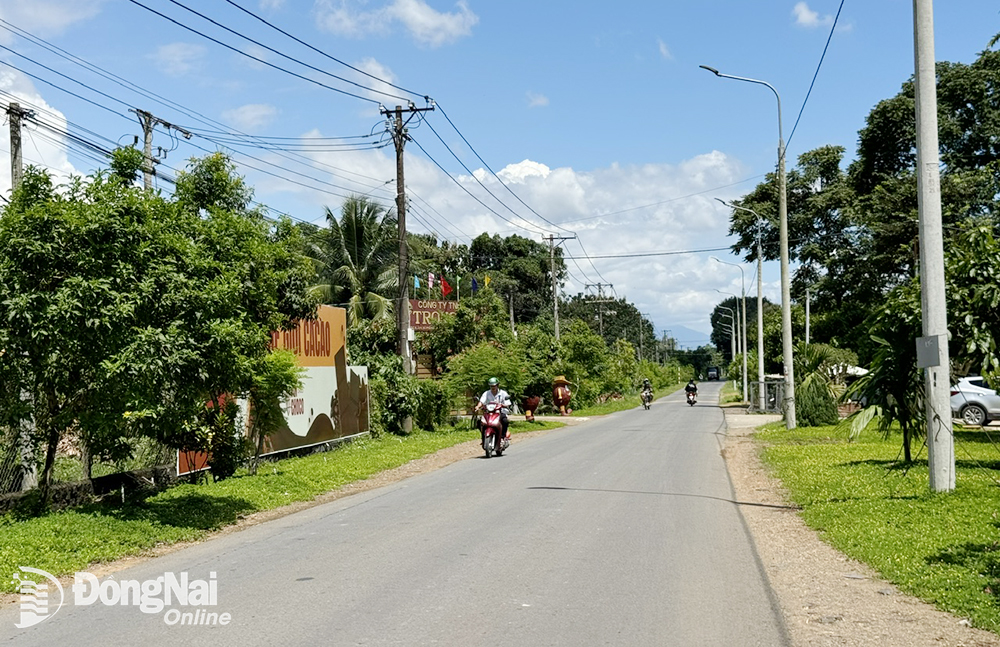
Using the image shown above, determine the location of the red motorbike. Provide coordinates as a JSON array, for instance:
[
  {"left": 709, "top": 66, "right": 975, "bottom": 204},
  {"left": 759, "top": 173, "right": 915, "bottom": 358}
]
[
  {"left": 479, "top": 401, "right": 509, "bottom": 458},
  {"left": 686, "top": 391, "right": 697, "bottom": 406}
]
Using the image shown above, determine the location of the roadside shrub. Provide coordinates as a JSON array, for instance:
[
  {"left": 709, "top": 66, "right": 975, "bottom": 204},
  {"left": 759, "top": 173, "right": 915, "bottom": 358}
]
[
  {"left": 413, "top": 379, "right": 449, "bottom": 431},
  {"left": 797, "top": 377, "right": 839, "bottom": 427},
  {"left": 444, "top": 342, "right": 526, "bottom": 411}
]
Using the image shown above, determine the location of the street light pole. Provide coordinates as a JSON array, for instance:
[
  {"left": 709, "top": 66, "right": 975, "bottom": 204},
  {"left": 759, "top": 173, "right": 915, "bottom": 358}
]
[
  {"left": 717, "top": 199, "right": 766, "bottom": 411},
  {"left": 717, "top": 308, "right": 737, "bottom": 365},
  {"left": 712, "top": 258, "right": 748, "bottom": 403},
  {"left": 701, "top": 65, "right": 796, "bottom": 428}
]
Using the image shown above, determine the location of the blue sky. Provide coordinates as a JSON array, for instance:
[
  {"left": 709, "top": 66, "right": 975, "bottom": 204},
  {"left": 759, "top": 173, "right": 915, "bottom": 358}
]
[{"left": 1, "top": 1, "right": 998, "bottom": 347}]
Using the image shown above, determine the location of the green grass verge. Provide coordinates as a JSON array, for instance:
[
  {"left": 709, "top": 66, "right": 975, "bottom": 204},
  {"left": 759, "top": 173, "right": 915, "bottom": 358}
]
[
  {"left": 570, "top": 383, "right": 685, "bottom": 417},
  {"left": 719, "top": 380, "right": 743, "bottom": 404},
  {"left": 0, "top": 418, "right": 563, "bottom": 593},
  {"left": 758, "top": 421, "right": 1000, "bottom": 632}
]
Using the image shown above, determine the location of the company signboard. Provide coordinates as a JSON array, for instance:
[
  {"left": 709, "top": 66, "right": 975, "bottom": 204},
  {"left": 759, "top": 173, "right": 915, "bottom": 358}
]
[
  {"left": 178, "top": 305, "right": 370, "bottom": 475},
  {"left": 409, "top": 299, "right": 457, "bottom": 332}
]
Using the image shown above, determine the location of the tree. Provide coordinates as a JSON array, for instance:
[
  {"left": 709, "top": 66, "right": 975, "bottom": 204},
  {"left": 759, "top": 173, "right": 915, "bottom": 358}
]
[
  {"left": 420, "top": 290, "right": 514, "bottom": 371},
  {"left": 468, "top": 233, "right": 564, "bottom": 324},
  {"left": 0, "top": 153, "right": 316, "bottom": 505},
  {"left": 247, "top": 350, "right": 304, "bottom": 475},
  {"left": 308, "top": 195, "right": 398, "bottom": 326}
]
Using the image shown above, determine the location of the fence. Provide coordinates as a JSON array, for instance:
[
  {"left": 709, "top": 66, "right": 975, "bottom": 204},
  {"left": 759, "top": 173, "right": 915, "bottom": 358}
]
[{"left": 748, "top": 379, "right": 785, "bottom": 414}]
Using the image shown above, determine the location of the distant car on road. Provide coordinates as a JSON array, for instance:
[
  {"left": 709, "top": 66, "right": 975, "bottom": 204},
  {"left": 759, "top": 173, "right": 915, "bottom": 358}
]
[
  {"left": 951, "top": 376, "right": 1000, "bottom": 426},
  {"left": 706, "top": 366, "right": 720, "bottom": 381}
]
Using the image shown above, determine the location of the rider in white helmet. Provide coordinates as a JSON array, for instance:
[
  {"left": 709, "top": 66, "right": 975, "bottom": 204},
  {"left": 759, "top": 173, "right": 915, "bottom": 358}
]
[{"left": 475, "top": 377, "right": 511, "bottom": 442}]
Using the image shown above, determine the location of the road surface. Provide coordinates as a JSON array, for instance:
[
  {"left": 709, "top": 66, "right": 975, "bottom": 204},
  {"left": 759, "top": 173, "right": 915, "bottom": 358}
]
[{"left": 4, "top": 381, "right": 788, "bottom": 646}]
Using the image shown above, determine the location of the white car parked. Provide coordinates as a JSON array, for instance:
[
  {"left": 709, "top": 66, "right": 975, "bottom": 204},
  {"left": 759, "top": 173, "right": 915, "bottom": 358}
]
[{"left": 951, "top": 376, "right": 1000, "bottom": 426}]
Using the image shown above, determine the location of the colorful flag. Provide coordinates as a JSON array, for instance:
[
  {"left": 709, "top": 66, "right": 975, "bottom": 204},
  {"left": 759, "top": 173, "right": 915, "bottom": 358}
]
[
  {"left": 428, "top": 272, "right": 435, "bottom": 289},
  {"left": 413, "top": 275, "right": 420, "bottom": 290},
  {"left": 441, "top": 277, "right": 453, "bottom": 297},
  {"left": 471, "top": 277, "right": 479, "bottom": 294},
  {"left": 484, "top": 274, "right": 491, "bottom": 288}
]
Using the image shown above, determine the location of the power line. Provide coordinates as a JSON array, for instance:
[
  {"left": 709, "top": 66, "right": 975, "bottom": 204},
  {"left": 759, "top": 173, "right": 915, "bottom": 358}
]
[
  {"left": 407, "top": 134, "right": 550, "bottom": 237},
  {"left": 159, "top": 0, "right": 413, "bottom": 103},
  {"left": 562, "top": 245, "right": 732, "bottom": 260},
  {"left": 0, "top": 19, "right": 392, "bottom": 188},
  {"left": 221, "top": 0, "right": 428, "bottom": 100},
  {"left": 428, "top": 105, "right": 572, "bottom": 234},
  {"left": 786, "top": 0, "right": 846, "bottom": 149},
  {"left": 125, "top": 0, "right": 381, "bottom": 104}
]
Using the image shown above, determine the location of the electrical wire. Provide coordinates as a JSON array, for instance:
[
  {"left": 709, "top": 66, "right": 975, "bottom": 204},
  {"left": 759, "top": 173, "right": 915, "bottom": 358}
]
[
  {"left": 159, "top": 0, "right": 412, "bottom": 103},
  {"left": 561, "top": 245, "right": 732, "bottom": 260},
  {"left": 434, "top": 103, "right": 573, "bottom": 234},
  {"left": 0, "top": 18, "right": 392, "bottom": 189},
  {"left": 221, "top": 0, "right": 428, "bottom": 100},
  {"left": 407, "top": 134, "right": 551, "bottom": 237},
  {"left": 125, "top": 0, "right": 380, "bottom": 104},
  {"left": 786, "top": 0, "right": 846, "bottom": 150}
]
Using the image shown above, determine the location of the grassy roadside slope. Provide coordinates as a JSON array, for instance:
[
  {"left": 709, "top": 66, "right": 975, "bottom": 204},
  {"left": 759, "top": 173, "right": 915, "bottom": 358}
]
[{"left": 758, "top": 421, "right": 1000, "bottom": 633}]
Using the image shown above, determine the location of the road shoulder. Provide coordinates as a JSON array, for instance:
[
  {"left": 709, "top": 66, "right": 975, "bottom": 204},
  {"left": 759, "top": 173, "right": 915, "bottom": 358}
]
[{"left": 722, "top": 408, "right": 1000, "bottom": 647}]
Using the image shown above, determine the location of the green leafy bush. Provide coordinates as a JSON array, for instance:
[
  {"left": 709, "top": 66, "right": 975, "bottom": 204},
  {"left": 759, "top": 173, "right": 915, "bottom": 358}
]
[
  {"left": 413, "top": 379, "right": 450, "bottom": 430},
  {"left": 796, "top": 375, "right": 839, "bottom": 427}
]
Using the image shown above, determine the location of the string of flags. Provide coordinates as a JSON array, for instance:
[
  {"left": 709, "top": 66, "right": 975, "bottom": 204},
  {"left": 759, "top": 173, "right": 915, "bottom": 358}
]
[{"left": 412, "top": 272, "right": 492, "bottom": 300}]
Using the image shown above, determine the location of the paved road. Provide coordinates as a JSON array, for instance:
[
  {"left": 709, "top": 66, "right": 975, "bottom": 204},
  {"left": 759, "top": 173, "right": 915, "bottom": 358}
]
[{"left": 4, "top": 381, "right": 788, "bottom": 646}]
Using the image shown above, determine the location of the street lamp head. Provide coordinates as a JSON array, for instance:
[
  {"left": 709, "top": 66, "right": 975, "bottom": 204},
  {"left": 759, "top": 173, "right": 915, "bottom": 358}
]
[
  {"left": 714, "top": 197, "right": 729, "bottom": 207},
  {"left": 699, "top": 65, "right": 720, "bottom": 76}
]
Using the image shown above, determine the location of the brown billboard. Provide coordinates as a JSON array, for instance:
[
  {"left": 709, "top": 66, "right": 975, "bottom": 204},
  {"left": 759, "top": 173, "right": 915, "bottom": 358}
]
[{"left": 409, "top": 299, "right": 458, "bottom": 331}]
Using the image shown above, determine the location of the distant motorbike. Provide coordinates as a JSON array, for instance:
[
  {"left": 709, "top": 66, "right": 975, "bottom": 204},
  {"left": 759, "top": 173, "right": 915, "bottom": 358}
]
[
  {"left": 641, "top": 389, "right": 653, "bottom": 410},
  {"left": 479, "top": 401, "right": 509, "bottom": 458},
  {"left": 686, "top": 391, "right": 697, "bottom": 406}
]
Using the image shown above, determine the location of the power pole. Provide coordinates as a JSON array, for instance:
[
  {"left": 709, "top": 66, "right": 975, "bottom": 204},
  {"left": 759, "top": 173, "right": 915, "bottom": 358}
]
[
  {"left": 544, "top": 234, "right": 574, "bottom": 340},
  {"left": 6, "top": 103, "right": 36, "bottom": 490},
  {"left": 7, "top": 102, "right": 28, "bottom": 190},
  {"left": 130, "top": 108, "right": 192, "bottom": 190},
  {"left": 913, "top": 0, "right": 954, "bottom": 491},
  {"left": 585, "top": 283, "right": 614, "bottom": 337},
  {"left": 381, "top": 102, "right": 435, "bottom": 378}
]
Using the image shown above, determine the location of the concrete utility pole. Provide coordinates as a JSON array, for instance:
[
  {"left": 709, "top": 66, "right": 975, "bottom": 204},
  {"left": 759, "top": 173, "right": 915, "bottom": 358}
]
[
  {"left": 130, "top": 108, "right": 192, "bottom": 190},
  {"left": 6, "top": 103, "right": 36, "bottom": 490},
  {"left": 544, "top": 234, "right": 575, "bottom": 340},
  {"left": 381, "top": 102, "right": 435, "bottom": 381},
  {"left": 585, "top": 283, "right": 615, "bottom": 337},
  {"left": 913, "top": 0, "right": 954, "bottom": 491},
  {"left": 7, "top": 102, "right": 27, "bottom": 190}
]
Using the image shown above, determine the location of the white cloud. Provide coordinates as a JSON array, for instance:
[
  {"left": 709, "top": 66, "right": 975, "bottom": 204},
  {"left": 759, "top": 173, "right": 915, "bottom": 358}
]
[
  {"left": 148, "top": 43, "right": 207, "bottom": 77},
  {"left": 0, "top": 69, "right": 78, "bottom": 197},
  {"left": 354, "top": 57, "right": 403, "bottom": 105},
  {"left": 314, "top": 0, "right": 477, "bottom": 47},
  {"left": 0, "top": 0, "right": 105, "bottom": 45},
  {"left": 657, "top": 39, "right": 673, "bottom": 61},
  {"left": 252, "top": 142, "right": 763, "bottom": 334},
  {"left": 792, "top": 2, "right": 832, "bottom": 29},
  {"left": 526, "top": 92, "right": 549, "bottom": 108},
  {"left": 221, "top": 104, "right": 279, "bottom": 131}
]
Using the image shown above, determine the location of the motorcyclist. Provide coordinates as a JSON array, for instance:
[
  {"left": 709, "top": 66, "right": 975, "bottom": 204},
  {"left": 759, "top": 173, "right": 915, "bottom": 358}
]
[
  {"left": 475, "top": 377, "right": 511, "bottom": 445},
  {"left": 685, "top": 379, "right": 698, "bottom": 397},
  {"left": 641, "top": 378, "right": 653, "bottom": 403}
]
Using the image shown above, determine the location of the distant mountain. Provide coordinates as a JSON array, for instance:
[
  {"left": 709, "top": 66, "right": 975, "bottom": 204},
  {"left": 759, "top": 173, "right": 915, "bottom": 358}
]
[{"left": 665, "top": 325, "right": 711, "bottom": 350}]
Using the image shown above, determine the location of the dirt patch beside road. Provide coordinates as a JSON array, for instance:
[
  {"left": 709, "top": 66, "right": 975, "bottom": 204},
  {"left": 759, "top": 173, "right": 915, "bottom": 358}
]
[{"left": 723, "top": 410, "right": 1000, "bottom": 647}]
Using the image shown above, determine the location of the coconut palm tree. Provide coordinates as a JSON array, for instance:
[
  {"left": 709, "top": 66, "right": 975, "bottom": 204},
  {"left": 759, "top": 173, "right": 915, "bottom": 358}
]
[{"left": 308, "top": 195, "right": 398, "bottom": 326}]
